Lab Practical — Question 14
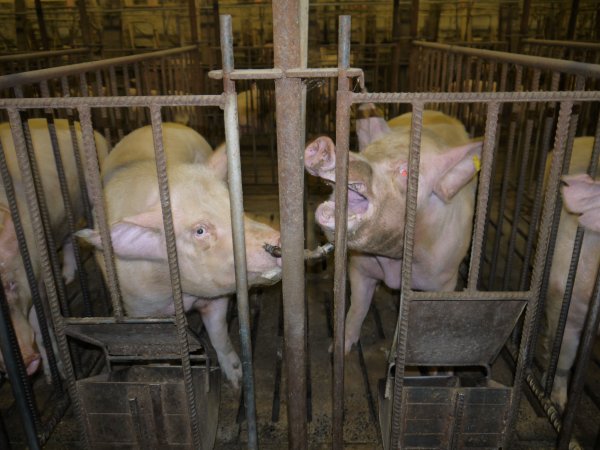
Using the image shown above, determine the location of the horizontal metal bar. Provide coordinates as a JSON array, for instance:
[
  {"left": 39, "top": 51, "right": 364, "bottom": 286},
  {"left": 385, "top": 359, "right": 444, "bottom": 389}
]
[
  {"left": 65, "top": 317, "right": 175, "bottom": 325},
  {"left": 413, "top": 40, "right": 600, "bottom": 78},
  {"left": 407, "top": 291, "right": 530, "bottom": 301},
  {"left": 0, "top": 47, "right": 90, "bottom": 62},
  {"left": 523, "top": 38, "right": 600, "bottom": 50},
  {"left": 0, "top": 94, "right": 224, "bottom": 108},
  {"left": 0, "top": 45, "right": 197, "bottom": 89},
  {"left": 208, "top": 67, "right": 363, "bottom": 80},
  {"left": 351, "top": 90, "right": 600, "bottom": 104}
]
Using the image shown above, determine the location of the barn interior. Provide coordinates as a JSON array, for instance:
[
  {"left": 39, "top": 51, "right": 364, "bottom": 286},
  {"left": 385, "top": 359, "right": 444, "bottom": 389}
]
[{"left": 0, "top": 1, "right": 600, "bottom": 449}]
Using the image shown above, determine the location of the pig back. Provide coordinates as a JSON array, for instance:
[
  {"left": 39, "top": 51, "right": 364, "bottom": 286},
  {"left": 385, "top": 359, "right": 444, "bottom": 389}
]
[
  {"left": 0, "top": 118, "right": 109, "bottom": 236},
  {"left": 101, "top": 123, "right": 213, "bottom": 182},
  {"left": 387, "top": 110, "right": 470, "bottom": 148}
]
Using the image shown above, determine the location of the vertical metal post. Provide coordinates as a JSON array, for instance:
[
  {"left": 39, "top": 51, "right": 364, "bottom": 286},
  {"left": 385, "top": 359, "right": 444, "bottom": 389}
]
[
  {"left": 219, "top": 15, "right": 258, "bottom": 450},
  {"left": 332, "top": 17, "right": 351, "bottom": 450},
  {"left": 390, "top": 103, "right": 424, "bottom": 449},
  {"left": 272, "top": 1, "right": 308, "bottom": 448},
  {"left": 519, "top": 0, "right": 532, "bottom": 41},
  {"left": 33, "top": 0, "right": 49, "bottom": 50},
  {"left": 566, "top": 0, "right": 580, "bottom": 40},
  {"left": 76, "top": 0, "right": 92, "bottom": 49}
]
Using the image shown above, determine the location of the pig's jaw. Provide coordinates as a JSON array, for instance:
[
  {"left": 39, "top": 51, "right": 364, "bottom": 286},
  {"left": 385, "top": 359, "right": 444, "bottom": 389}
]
[
  {"left": 249, "top": 267, "right": 282, "bottom": 286},
  {"left": 316, "top": 194, "right": 370, "bottom": 235}
]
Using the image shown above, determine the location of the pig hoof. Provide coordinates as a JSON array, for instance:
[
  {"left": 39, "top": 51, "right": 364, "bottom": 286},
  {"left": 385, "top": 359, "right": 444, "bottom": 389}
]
[{"left": 219, "top": 352, "right": 243, "bottom": 390}]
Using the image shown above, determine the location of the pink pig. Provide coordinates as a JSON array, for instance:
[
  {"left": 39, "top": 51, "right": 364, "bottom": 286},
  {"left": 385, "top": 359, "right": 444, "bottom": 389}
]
[
  {"left": 0, "top": 119, "right": 109, "bottom": 378},
  {"left": 305, "top": 108, "right": 482, "bottom": 354},
  {"left": 77, "top": 123, "right": 281, "bottom": 388},
  {"left": 540, "top": 136, "right": 600, "bottom": 410}
]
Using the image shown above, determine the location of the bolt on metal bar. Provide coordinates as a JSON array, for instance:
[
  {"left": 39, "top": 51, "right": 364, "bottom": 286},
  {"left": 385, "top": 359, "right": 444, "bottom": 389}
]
[
  {"left": 502, "top": 101, "right": 574, "bottom": 449},
  {"left": 467, "top": 102, "right": 500, "bottom": 290},
  {"left": 148, "top": 106, "right": 202, "bottom": 449},
  {"left": 332, "top": 16, "right": 351, "bottom": 450},
  {"left": 272, "top": 1, "right": 309, "bottom": 448},
  {"left": 219, "top": 15, "right": 258, "bottom": 450},
  {"left": 7, "top": 108, "right": 91, "bottom": 448},
  {"left": 390, "top": 102, "right": 424, "bottom": 450}
]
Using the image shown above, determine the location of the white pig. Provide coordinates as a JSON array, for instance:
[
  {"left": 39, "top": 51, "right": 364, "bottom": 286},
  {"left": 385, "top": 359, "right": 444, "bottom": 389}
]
[
  {"left": 305, "top": 108, "right": 482, "bottom": 354},
  {"left": 540, "top": 136, "right": 600, "bottom": 410},
  {"left": 0, "top": 118, "right": 109, "bottom": 377},
  {"left": 77, "top": 123, "right": 281, "bottom": 388}
]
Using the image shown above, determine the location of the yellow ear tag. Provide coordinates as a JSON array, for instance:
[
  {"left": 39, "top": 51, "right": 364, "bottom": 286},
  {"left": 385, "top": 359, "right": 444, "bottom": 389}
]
[{"left": 473, "top": 155, "right": 481, "bottom": 173}]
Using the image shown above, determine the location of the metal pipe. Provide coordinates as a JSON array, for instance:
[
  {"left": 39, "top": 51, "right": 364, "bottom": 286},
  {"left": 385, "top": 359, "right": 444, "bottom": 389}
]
[
  {"left": 332, "top": 16, "right": 351, "bottom": 450},
  {"left": 219, "top": 15, "right": 258, "bottom": 450},
  {"left": 0, "top": 48, "right": 89, "bottom": 63},
  {"left": 272, "top": 1, "right": 308, "bottom": 448},
  {"left": 523, "top": 39, "right": 600, "bottom": 50},
  {"left": 0, "top": 46, "right": 198, "bottom": 90},
  {"left": 413, "top": 41, "right": 600, "bottom": 79}
]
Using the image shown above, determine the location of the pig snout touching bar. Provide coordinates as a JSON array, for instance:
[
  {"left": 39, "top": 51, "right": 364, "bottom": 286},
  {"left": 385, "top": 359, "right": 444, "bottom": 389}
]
[
  {"left": 540, "top": 136, "right": 600, "bottom": 410},
  {"left": 77, "top": 123, "right": 282, "bottom": 389},
  {"left": 0, "top": 119, "right": 109, "bottom": 379},
  {"left": 305, "top": 107, "right": 482, "bottom": 354}
]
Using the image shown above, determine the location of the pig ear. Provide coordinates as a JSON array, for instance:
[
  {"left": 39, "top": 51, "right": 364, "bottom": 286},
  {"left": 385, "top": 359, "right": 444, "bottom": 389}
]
[
  {"left": 562, "top": 174, "right": 600, "bottom": 232},
  {"left": 208, "top": 143, "right": 228, "bottom": 180},
  {"left": 431, "top": 141, "right": 483, "bottom": 202},
  {"left": 356, "top": 104, "right": 391, "bottom": 151},
  {"left": 76, "top": 210, "right": 167, "bottom": 261}
]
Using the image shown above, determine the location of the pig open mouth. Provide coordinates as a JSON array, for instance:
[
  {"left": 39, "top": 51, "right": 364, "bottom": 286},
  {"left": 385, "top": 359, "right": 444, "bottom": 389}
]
[{"left": 316, "top": 181, "right": 370, "bottom": 232}]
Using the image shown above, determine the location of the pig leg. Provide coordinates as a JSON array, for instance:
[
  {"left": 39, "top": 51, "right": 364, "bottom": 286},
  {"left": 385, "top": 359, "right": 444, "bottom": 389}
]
[
  {"left": 551, "top": 320, "right": 582, "bottom": 411},
  {"left": 29, "top": 302, "right": 63, "bottom": 383},
  {"left": 196, "top": 297, "right": 242, "bottom": 389},
  {"left": 61, "top": 236, "right": 76, "bottom": 284},
  {"left": 343, "top": 255, "right": 385, "bottom": 355}
]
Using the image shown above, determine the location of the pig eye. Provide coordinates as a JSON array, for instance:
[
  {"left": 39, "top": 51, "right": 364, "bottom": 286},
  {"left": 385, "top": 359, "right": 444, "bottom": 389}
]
[{"left": 195, "top": 227, "right": 206, "bottom": 236}]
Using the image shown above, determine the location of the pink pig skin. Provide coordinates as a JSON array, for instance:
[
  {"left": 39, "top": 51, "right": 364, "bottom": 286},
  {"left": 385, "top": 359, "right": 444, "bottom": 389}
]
[
  {"left": 77, "top": 123, "right": 281, "bottom": 389},
  {"left": 540, "top": 136, "right": 600, "bottom": 410},
  {"left": 305, "top": 109, "right": 482, "bottom": 354},
  {"left": 0, "top": 119, "right": 109, "bottom": 378}
]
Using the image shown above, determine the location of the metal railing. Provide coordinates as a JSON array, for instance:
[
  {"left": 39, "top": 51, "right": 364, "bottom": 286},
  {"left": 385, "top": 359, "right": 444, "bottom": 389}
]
[{"left": 0, "top": 48, "right": 91, "bottom": 76}]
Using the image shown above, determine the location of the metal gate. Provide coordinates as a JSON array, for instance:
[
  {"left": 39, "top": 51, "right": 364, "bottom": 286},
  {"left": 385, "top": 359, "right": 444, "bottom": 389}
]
[{"left": 0, "top": 7, "right": 599, "bottom": 450}]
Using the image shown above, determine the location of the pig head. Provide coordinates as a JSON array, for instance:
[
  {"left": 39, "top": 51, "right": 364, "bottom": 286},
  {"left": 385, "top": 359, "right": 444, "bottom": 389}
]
[
  {"left": 305, "top": 109, "right": 482, "bottom": 353},
  {"left": 540, "top": 136, "right": 600, "bottom": 410},
  {"left": 78, "top": 124, "right": 281, "bottom": 388}
]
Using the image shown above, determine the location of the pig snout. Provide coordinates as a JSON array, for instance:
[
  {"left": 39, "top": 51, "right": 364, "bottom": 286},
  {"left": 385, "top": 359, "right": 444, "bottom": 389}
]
[
  {"left": 305, "top": 137, "right": 336, "bottom": 178},
  {"left": 24, "top": 352, "right": 41, "bottom": 375},
  {"left": 245, "top": 218, "right": 282, "bottom": 284}
]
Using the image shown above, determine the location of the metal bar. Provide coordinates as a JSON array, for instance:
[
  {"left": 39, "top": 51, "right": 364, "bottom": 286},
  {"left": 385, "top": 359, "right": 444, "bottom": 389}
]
[
  {"left": 77, "top": 107, "right": 123, "bottom": 316},
  {"left": 219, "top": 15, "right": 258, "bottom": 450},
  {"left": 0, "top": 48, "right": 90, "bottom": 63},
  {"left": 467, "top": 102, "right": 500, "bottom": 289},
  {"left": 272, "top": 1, "right": 308, "bottom": 448},
  {"left": 413, "top": 41, "right": 600, "bottom": 79},
  {"left": 566, "top": 0, "right": 581, "bottom": 40},
  {"left": 390, "top": 102, "right": 424, "bottom": 449},
  {"left": 332, "top": 17, "right": 351, "bottom": 450},
  {"left": 0, "top": 95, "right": 224, "bottom": 108},
  {"left": 7, "top": 108, "right": 91, "bottom": 448},
  {"left": 523, "top": 39, "right": 600, "bottom": 50},
  {"left": 0, "top": 46, "right": 198, "bottom": 90},
  {"left": 0, "top": 282, "right": 41, "bottom": 450},
  {"left": 502, "top": 101, "right": 574, "bottom": 449},
  {"left": 148, "top": 106, "right": 202, "bottom": 448}
]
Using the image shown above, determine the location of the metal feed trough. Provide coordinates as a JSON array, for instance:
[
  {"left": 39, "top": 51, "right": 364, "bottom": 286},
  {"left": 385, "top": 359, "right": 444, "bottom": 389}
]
[{"left": 0, "top": 5, "right": 599, "bottom": 450}]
